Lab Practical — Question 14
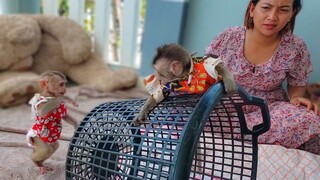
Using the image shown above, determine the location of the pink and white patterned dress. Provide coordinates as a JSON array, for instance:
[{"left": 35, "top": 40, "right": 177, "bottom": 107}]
[{"left": 206, "top": 26, "right": 320, "bottom": 149}]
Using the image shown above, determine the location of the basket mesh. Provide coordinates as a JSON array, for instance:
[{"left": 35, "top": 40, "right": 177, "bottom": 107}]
[{"left": 66, "top": 83, "right": 269, "bottom": 180}]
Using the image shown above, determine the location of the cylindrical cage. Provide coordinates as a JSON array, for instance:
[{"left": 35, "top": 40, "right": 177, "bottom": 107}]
[{"left": 66, "top": 83, "right": 270, "bottom": 180}]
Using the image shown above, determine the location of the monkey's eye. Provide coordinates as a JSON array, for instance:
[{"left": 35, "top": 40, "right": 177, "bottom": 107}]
[
  {"left": 155, "top": 69, "right": 173, "bottom": 79},
  {"left": 59, "top": 82, "right": 65, "bottom": 87}
]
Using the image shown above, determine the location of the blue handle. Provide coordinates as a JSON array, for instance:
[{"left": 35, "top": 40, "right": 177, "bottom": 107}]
[{"left": 237, "top": 85, "right": 271, "bottom": 135}]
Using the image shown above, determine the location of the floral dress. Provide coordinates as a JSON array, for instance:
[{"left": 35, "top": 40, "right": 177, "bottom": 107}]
[
  {"left": 27, "top": 94, "right": 67, "bottom": 143},
  {"left": 206, "top": 26, "right": 320, "bottom": 150}
]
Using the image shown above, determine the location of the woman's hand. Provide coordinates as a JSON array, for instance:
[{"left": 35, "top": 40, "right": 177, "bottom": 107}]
[{"left": 290, "top": 96, "right": 319, "bottom": 115}]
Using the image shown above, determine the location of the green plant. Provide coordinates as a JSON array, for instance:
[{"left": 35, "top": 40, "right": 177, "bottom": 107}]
[
  {"left": 58, "top": 0, "right": 69, "bottom": 16},
  {"left": 84, "top": 0, "right": 95, "bottom": 33},
  {"left": 140, "top": 0, "right": 147, "bottom": 21}
]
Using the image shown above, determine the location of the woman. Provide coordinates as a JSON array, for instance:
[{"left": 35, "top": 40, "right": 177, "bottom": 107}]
[{"left": 206, "top": 0, "right": 320, "bottom": 154}]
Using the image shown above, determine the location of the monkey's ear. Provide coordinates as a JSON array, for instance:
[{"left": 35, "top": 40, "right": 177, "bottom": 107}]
[
  {"left": 39, "top": 79, "right": 48, "bottom": 90},
  {"left": 170, "top": 61, "right": 184, "bottom": 76}
]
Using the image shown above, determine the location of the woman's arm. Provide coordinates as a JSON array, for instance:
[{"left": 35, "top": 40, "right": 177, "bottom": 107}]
[{"left": 287, "top": 84, "right": 307, "bottom": 99}]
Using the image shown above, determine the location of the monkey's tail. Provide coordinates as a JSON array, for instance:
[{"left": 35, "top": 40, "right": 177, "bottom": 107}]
[
  {"left": 0, "top": 141, "right": 31, "bottom": 148},
  {"left": 0, "top": 126, "right": 71, "bottom": 141}
]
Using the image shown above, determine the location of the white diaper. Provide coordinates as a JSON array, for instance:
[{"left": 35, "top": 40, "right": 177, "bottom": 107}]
[{"left": 26, "top": 129, "right": 37, "bottom": 147}]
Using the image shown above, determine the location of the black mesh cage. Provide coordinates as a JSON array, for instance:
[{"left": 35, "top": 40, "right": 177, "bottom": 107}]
[{"left": 66, "top": 83, "right": 270, "bottom": 180}]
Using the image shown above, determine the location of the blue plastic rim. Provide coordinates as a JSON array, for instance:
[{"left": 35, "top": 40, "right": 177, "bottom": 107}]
[{"left": 66, "top": 82, "right": 270, "bottom": 180}]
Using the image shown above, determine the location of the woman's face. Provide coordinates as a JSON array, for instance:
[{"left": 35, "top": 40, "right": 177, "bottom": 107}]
[{"left": 250, "top": 0, "right": 294, "bottom": 36}]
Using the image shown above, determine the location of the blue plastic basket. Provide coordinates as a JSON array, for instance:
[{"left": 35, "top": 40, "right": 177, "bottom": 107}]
[{"left": 66, "top": 82, "right": 270, "bottom": 180}]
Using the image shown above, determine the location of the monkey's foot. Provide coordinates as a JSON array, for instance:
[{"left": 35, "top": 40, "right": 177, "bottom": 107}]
[
  {"left": 133, "top": 116, "right": 148, "bottom": 126},
  {"left": 133, "top": 119, "right": 144, "bottom": 126},
  {"left": 39, "top": 166, "right": 54, "bottom": 174}
]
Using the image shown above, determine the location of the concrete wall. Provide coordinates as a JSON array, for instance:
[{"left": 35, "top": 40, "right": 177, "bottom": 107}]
[{"left": 139, "top": 0, "right": 188, "bottom": 76}]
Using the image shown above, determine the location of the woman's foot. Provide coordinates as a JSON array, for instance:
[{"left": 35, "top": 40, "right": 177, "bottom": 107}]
[{"left": 297, "top": 135, "right": 320, "bottom": 155}]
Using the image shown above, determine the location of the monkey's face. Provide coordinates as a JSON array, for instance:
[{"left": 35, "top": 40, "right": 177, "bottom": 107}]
[
  {"left": 46, "top": 75, "right": 67, "bottom": 97},
  {"left": 153, "top": 59, "right": 176, "bottom": 85},
  {"left": 153, "top": 58, "right": 187, "bottom": 85}
]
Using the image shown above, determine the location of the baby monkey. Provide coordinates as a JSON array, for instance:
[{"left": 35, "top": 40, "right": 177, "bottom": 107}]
[
  {"left": 133, "top": 43, "right": 237, "bottom": 126},
  {"left": 26, "top": 70, "right": 78, "bottom": 174}
]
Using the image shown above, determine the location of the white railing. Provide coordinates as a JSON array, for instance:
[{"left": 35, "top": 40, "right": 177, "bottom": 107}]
[{"left": 42, "top": 0, "right": 141, "bottom": 69}]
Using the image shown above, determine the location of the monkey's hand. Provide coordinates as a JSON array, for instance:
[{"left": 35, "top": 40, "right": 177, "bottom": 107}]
[
  {"left": 133, "top": 110, "right": 149, "bottom": 126},
  {"left": 64, "top": 115, "right": 79, "bottom": 130},
  {"left": 222, "top": 76, "right": 237, "bottom": 95},
  {"left": 133, "top": 96, "right": 158, "bottom": 126},
  {"left": 73, "top": 122, "right": 79, "bottom": 130},
  {"left": 215, "top": 64, "right": 238, "bottom": 95}
]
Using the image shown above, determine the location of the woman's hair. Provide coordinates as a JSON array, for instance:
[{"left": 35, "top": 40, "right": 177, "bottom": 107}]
[{"left": 244, "top": 0, "right": 302, "bottom": 34}]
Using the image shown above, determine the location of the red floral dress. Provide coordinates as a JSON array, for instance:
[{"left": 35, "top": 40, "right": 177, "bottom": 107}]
[{"left": 28, "top": 94, "right": 67, "bottom": 143}]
